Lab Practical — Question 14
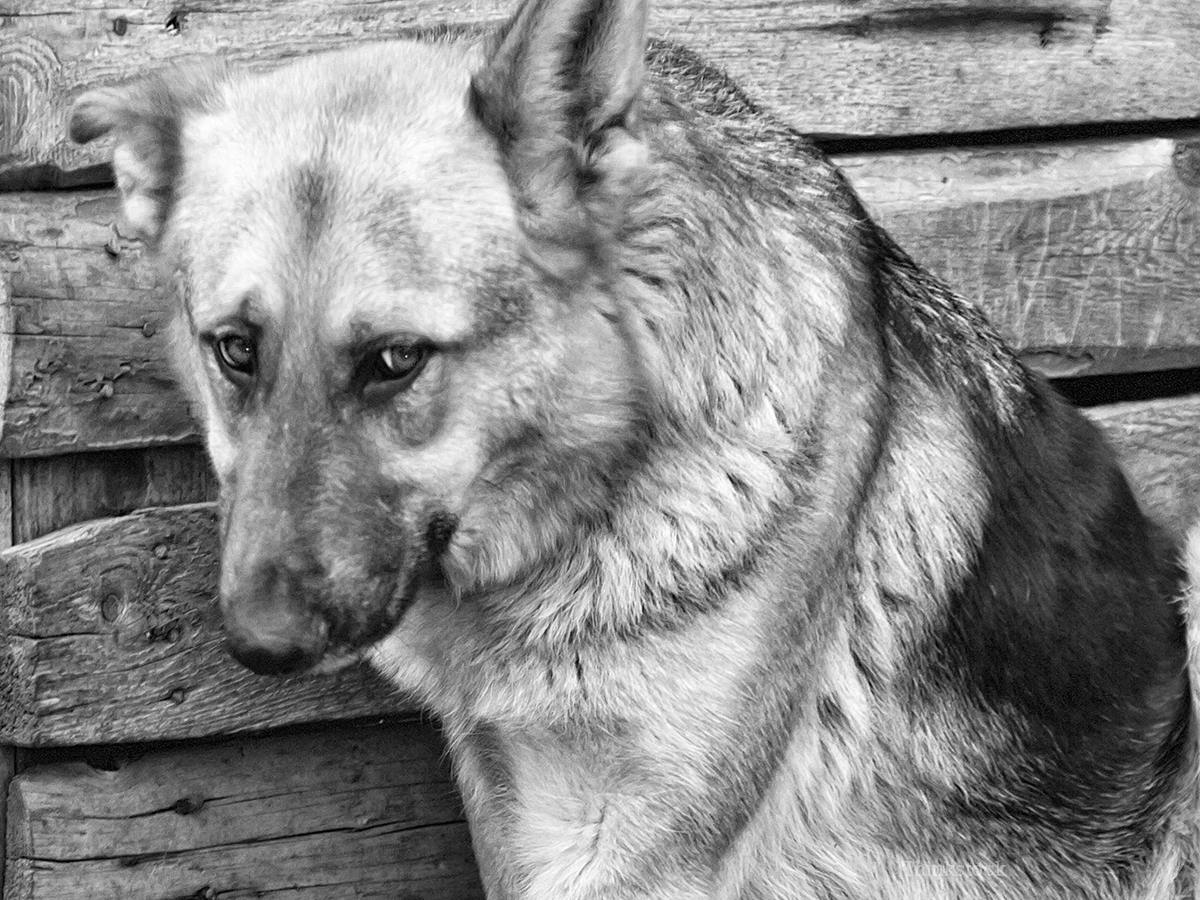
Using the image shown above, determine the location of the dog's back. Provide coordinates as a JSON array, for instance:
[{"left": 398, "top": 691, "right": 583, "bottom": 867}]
[
  {"left": 634, "top": 48, "right": 1199, "bottom": 898},
  {"left": 69, "top": 0, "right": 1200, "bottom": 895}
]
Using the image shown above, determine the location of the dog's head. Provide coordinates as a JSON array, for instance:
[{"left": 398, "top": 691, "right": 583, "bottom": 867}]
[{"left": 70, "top": 0, "right": 655, "bottom": 674}]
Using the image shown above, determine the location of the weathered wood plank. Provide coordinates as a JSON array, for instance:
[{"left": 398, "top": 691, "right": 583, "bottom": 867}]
[
  {"left": 3, "top": 135, "right": 1198, "bottom": 455},
  {"left": 0, "top": 274, "right": 11, "bottom": 549},
  {"left": 0, "top": 280, "right": 10, "bottom": 897},
  {"left": 1, "top": 0, "right": 1200, "bottom": 182},
  {"left": 1089, "top": 395, "right": 1200, "bottom": 537},
  {"left": 0, "top": 746, "right": 11, "bottom": 896},
  {"left": 11, "top": 445, "right": 216, "bottom": 544},
  {"left": 5, "top": 719, "right": 485, "bottom": 900},
  {"left": 0, "top": 192, "right": 198, "bottom": 455},
  {"left": 0, "top": 503, "right": 414, "bottom": 747},
  {"left": 842, "top": 135, "right": 1200, "bottom": 378},
  {"left": 0, "top": 394, "right": 1195, "bottom": 747},
  {"left": 0, "top": 458, "right": 9, "bottom": 552},
  {"left": 0, "top": 472, "right": 11, "bottom": 900}
]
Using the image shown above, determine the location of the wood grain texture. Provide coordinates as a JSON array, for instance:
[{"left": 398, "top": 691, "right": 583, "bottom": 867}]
[
  {"left": 0, "top": 459, "right": 10, "bottom": 552},
  {"left": 0, "top": 276, "right": 11, "bottom": 900},
  {"left": 0, "top": 746, "right": 11, "bottom": 895},
  {"left": 1, "top": 0, "right": 1200, "bottom": 182},
  {"left": 0, "top": 191, "right": 198, "bottom": 456},
  {"left": 3, "top": 135, "right": 1199, "bottom": 455},
  {"left": 0, "top": 274, "right": 11, "bottom": 550},
  {"left": 11, "top": 445, "right": 216, "bottom": 544},
  {"left": 0, "top": 504, "right": 414, "bottom": 747},
  {"left": 0, "top": 394, "right": 1194, "bottom": 747},
  {"left": 842, "top": 134, "right": 1200, "bottom": 378},
  {"left": 5, "top": 719, "right": 485, "bottom": 900}
]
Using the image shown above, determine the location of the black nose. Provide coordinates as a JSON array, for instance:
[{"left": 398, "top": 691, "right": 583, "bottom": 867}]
[
  {"left": 221, "top": 559, "right": 330, "bottom": 676},
  {"left": 226, "top": 636, "right": 323, "bottom": 676}
]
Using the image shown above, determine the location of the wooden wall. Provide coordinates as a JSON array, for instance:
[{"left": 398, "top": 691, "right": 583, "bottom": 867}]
[{"left": 1, "top": 0, "right": 1200, "bottom": 896}]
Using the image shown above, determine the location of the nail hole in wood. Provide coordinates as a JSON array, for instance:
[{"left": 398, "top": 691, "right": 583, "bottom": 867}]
[
  {"left": 100, "top": 593, "right": 122, "bottom": 622},
  {"left": 173, "top": 795, "right": 206, "bottom": 816}
]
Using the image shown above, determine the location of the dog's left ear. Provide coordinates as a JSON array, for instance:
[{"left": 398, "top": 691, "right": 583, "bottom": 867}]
[
  {"left": 68, "top": 64, "right": 229, "bottom": 244},
  {"left": 471, "top": 0, "right": 648, "bottom": 222}
]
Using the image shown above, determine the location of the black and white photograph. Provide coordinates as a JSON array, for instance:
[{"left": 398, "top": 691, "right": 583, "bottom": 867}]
[{"left": 1, "top": 0, "right": 1199, "bottom": 896}]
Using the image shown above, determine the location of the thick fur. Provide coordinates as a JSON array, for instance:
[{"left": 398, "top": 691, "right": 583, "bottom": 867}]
[{"left": 71, "top": 0, "right": 1199, "bottom": 896}]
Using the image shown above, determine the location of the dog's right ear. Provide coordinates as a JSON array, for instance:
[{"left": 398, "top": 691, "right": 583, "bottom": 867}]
[
  {"left": 68, "top": 64, "right": 228, "bottom": 244},
  {"left": 470, "top": 0, "right": 648, "bottom": 226}
]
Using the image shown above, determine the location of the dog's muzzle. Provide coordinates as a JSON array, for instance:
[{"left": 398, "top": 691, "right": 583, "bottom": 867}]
[
  {"left": 221, "top": 558, "right": 333, "bottom": 676},
  {"left": 220, "top": 550, "right": 422, "bottom": 677}
]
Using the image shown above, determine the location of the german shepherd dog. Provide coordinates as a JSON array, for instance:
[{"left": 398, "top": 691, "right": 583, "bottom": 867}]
[{"left": 70, "top": 0, "right": 1200, "bottom": 894}]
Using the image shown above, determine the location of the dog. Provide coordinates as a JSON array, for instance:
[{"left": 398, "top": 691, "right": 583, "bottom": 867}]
[{"left": 69, "top": 0, "right": 1200, "bottom": 895}]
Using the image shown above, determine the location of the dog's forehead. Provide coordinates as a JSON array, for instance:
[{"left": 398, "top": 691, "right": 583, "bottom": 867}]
[{"left": 179, "top": 40, "right": 516, "bottom": 342}]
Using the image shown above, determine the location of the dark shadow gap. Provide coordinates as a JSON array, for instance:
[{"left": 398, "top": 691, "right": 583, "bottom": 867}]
[
  {"left": 1051, "top": 367, "right": 1200, "bottom": 408},
  {"left": 0, "top": 163, "right": 115, "bottom": 194},
  {"left": 6, "top": 116, "right": 1200, "bottom": 193},
  {"left": 816, "top": 118, "right": 1200, "bottom": 156}
]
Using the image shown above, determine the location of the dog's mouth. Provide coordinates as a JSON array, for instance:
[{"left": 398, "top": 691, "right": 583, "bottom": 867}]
[
  {"left": 221, "top": 512, "right": 458, "bottom": 678},
  {"left": 222, "top": 567, "right": 423, "bottom": 678}
]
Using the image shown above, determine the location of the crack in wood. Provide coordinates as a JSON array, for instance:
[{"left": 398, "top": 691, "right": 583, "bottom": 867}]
[
  {"left": 804, "top": 6, "right": 1080, "bottom": 38},
  {"left": 14, "top": 816, "right": 471, "bottom": 865},
  {"left": 6, "top": 629, "right": 99, "bottom": 641}
]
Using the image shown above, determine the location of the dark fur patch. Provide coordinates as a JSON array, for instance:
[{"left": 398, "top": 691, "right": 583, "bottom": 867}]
[
  {"left": 917, "top": 381, "right": 1188, "bottom": 859},
  {"left": 364, "top": 191, "right": 431, "bottom": 287},
  {"left": 816, "top": 695, "right": 849, "bottom": 733},
  {"left": 472, "top": 267, "right": 535, "bottom": 344},
  {"left": 292, "top": 160, "right": 336, "bottom": 245},
  {"left": 425, "top": 512, "right": 459, "bottom": 558}
]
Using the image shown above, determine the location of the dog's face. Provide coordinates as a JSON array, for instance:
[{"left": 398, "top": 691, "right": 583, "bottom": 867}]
[{"left": 70, "top": 26, "right": 651, "bottom": 674}]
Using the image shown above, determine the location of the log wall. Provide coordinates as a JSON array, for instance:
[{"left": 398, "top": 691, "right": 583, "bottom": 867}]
[{"left": 1, "top": 0, "right": 1198, "bottom": 897}]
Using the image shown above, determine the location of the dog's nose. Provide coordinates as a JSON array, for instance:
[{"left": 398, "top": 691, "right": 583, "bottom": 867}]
[{"left": 221, "top": 560, "right": 330, "bottom": 676}]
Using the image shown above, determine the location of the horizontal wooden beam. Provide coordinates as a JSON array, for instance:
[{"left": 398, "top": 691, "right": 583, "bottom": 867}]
[
  {"left": 3, "top": 134, "right": 1199, "bottom": 456},
  {"left": 843, "top": 135, "right": 1200, "bottom": 379},
  {"left": 0, "top": 394, "right": 1195, "bottom": 747},
  {"left": 5, "top": 719, "right": 484, "bottom": 900},
  {"left": 1, "top": 0, "right": 1198, "bottom": 182},
  {"left": 0, "top": 503, "right": 415, "bottom": 746}
]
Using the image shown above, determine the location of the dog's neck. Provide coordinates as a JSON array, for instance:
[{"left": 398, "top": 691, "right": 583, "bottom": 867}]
[{"left": 460, "top": 310, "right": 889, "bottom": 663}]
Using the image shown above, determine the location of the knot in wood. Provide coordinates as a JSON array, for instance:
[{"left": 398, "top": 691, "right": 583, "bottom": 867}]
[
  {"left": 100, "top": 593, "right": 123, "bottom": 623},
  {"left": 172, "top": 795, "right": 206, "bottom": 816},
  {"left": 1173, "top": 141, "right": 1200, "bottom": 187},
  {"left": 147, "top": 621, "right": 183, "bottom": 645},
  {"left": 0, "top": 36, "right": 60, "bottom": 158}
]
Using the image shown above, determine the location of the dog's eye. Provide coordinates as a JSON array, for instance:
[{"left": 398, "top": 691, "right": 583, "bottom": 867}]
[
  {"left": 214, "top": 334, "right": 256, "bottom": 383},
  {"left": 374, "top": 344, "right": 430, "bottom": 383},
  {"left": 359, "top": 343, "right": 431, "bottom": 402},
  {"left": 377, "top": 345, "right": 426, "bottom": 380}
]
